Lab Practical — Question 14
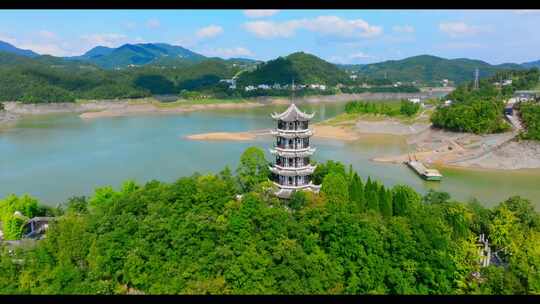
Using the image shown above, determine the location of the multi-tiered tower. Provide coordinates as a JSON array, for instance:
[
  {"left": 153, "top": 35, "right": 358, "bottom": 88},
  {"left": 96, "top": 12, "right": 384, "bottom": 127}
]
[{"left": 269, "top": 103, "right": 321, "bottom": 198}]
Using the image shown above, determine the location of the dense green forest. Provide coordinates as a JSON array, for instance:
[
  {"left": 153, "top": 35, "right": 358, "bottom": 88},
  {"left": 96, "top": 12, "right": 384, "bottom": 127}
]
[
  {"left": 1, "top": 147, "right": 538, "bottom": 295},
  {"left": 430, "top": 68, "right": 539, "bottom": 135},
  {"left": 345, "top": 100, "right": 421, "bottom": 117},
  {"left": 0, "top": 52, "right": 242, "bottom": 103},
  {"left": 430, "top": 82, "right": 510, "bottom": 134},
  {"left": 519, "top": 102, "right": 540, "bottom": 140}
]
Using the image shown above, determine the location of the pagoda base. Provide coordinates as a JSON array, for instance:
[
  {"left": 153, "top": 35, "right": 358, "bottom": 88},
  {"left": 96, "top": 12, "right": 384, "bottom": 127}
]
[{"left": 273, "top": 182, "right": 321, "bottom": 199}]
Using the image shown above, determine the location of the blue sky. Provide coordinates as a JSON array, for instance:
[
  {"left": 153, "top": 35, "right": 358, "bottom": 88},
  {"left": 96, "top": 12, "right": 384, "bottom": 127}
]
[{"left": 0, "top": 9, "right": 539, "bottom": 64}]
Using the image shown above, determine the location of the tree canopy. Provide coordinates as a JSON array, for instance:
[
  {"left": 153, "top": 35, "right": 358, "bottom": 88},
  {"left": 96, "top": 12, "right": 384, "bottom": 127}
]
[{"left": 0, "top": 153, "right": 538, "bottom": 295}]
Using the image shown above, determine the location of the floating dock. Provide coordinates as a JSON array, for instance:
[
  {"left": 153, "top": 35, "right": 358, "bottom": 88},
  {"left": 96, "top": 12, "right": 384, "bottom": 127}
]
[{"left": 405, "top": 155, "right": 442, "bottom": 181}]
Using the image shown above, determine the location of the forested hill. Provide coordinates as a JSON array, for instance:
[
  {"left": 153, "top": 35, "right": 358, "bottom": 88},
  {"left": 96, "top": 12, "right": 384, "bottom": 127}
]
[
  {"left": 236, "top": 52, "right": 351, "bottom": 86},
  {"left": 0, "top": 40, "right": 38, "bottom": 58},
  {"left": 522, "top": 60, "right": 540, "bottom": 69},
  {"left": 0, "top": 51, "right": 242, "bottom": 103},
  {"left": 340, "top": 55, "right": 525, "bottom": 85},
  {"left": 66, "top": 43, "right": 208, "bottom": 69}
]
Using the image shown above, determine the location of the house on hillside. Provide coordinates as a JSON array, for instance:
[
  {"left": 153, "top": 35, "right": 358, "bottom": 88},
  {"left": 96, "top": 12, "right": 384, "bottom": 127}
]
[
  {"left": 309, "top": 84, "right": 327, "bottom": 90},
  {"left": 244, "top": 85, "right": 256, "bottom": 92},
  {"left": 408, "top": 97, "right": 421, "bottom": 104},
  {"left": 220, "top": 79, "right": 237, "bottom": 89},
  {"left": 23, "top": 217, "right": 54, "bottom": 239},
  {"left": 441, "top": 79, "right": 449, "bottom": 87},
  {"left": 257, "top": 84, "right": 271, "bottom": 90},
  {"left": 514, "top": 90, "right": 540, "bottom": 102}
]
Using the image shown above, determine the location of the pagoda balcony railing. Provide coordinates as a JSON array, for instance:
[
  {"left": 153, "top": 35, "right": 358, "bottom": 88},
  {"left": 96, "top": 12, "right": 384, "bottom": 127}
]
[
  {"left": 273, "top": 163, "right": 316, "bottom": 171},
  {"left": 271, "top": 129, "right": 313, "bottom": 138},
  {"left": 269, "top": 147, "right": 315, "bottom": 157},
  {"left": 272, "top": 145, "right": 313, "bottom": 152},
  {"left": 275, "top": 127, "right": 310, "bottom": 133},
  {"left": 269, "top": 165, "right": 316, "bottom": 176},
  {"left": 272, "top": 181, "right": 321, "bottom": 190}
]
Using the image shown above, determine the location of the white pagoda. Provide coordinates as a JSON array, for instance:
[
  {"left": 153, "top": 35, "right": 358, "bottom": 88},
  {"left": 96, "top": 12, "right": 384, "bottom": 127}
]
[{"left": 269, "top": 103, "right": 321, "bottom": 199}]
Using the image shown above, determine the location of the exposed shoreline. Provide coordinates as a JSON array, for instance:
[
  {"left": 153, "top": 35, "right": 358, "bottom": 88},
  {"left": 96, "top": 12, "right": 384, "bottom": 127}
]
[
  {"left": 184, "top": 124, "right": 364, "bottom": 142},
  {"left": 186, "top": 114, "right": 540, "bottom": 171},
  {"left": 0, "top": 91, "right": 450, "bottom": 126},
  {"left": 78, "top": 101, "right": 266, "bottom": 119}
]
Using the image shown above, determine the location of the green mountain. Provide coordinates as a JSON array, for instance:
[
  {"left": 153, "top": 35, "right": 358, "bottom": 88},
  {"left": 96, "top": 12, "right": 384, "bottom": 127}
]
[
  {"left": 340, "top": 55, "right": 525, "bottom": 85},
  {"left": 68, "top": 43, "right": 207, "bottom": 69},
  {"left": 0, "top": 51, "right": 246, "bottom": 103},
  {"left": 236, "top": 52, "right": 350, "bottom": 86},
  {"left": 0, "top": 40, "right": 39, "bottom": 57},
  {"left": 522, "top": 60, "right": 540, "bottom": 69}
]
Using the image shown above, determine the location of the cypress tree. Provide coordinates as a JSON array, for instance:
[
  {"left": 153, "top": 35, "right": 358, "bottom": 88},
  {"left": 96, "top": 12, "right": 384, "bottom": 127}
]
[
  {"left": 380, "top": 188, "right": 393, "bottom": 217},
  {"left": 366, "top": 179, "right": 379, "bottom": 212},
  {"left": 349, "top": 172, "right": 365, "bottom": 212}
]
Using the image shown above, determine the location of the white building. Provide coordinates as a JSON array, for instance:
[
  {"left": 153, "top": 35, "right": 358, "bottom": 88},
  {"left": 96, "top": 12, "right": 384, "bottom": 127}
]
[
  {"left": 258, "top": 84, "right": 271, "bottom": 90},
  {"left": 308, "top": 84, "right": 326, "bottom": 90},
  {"left": 350, "top": 74, "right": 358, "bottom": 80},
  {"left": 502, "top": 79, "right": 513, "bottom": 86},
  {"left": 244, "top": 85, "right": 256, "bottom": 92},
  {"left": 408, "top": 97, "right": 421, "bottom": 104}
]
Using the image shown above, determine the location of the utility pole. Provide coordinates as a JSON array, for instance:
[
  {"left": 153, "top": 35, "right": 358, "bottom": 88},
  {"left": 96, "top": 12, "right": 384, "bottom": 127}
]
[{"left": 474, "top": 68, "right": 479, "bottom": 90}]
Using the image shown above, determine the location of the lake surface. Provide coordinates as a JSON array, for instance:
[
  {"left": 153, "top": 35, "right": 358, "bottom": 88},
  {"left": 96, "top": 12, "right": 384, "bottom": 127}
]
[{"left": 1, "top": 102, "right": 539, "bottom": 209}]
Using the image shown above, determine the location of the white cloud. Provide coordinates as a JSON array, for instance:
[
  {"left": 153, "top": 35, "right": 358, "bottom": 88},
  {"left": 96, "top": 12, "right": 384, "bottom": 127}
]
[
  {"left": 17, "top": 42, "right": 70, "bottom": 56},
  {"left": 244, "top": 20, "right": 300, "bottom": 38},
  {"left": 244, "top": 16, "right": 382, "bottom": 39},
  {"left": 349, "top": 52, "right": 373, "bottom": 60},
  {"left": 17, "top": 30, "right": 72, "bottom": 56},
  {"left": 146, "top": 18, "right": 161, "bottom": 29},
  {"left": 392, "top": 25, "right": 415, "bottom": 33},
  {"left": 201, "top": 47, "right": 254, "bottom": 58},
  {"left": 38, "top": 30, "right": 57, "bottom": 40},
  {"left": 243, "top": 10, "right": 280, "bottom": 18},
  {"left": 80, "top": 33, "right": 128, "bottom": 48},
  {"left": 0, "top": 33, "right": 18, "bottom": 45},
  {"left": 439, "top": 22, "right": 490, "bottom": 38},
  {"left": 196, "top": 25, "right": 224, "bottom": 39}
]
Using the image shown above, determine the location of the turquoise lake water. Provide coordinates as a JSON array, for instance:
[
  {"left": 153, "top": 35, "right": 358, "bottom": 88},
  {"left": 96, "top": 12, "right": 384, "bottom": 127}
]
[{"left": 1, "top": 102, "right": 539, "bottom": 208}]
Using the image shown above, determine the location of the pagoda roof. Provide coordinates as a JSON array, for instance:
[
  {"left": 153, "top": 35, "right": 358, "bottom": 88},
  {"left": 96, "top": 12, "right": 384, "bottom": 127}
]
[{"left": 271, "top": 103, "right": 315, "bottom": 121}]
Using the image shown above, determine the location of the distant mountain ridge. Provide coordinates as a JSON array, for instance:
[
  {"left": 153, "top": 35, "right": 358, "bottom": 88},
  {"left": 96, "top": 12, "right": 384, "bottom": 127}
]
[
  {"left": 0, "top": 40, "right": 39, "bottom": 58},
  {"left": 0, "top": 39, "right": 538, "bottom": 84},
  {"left": 338, "top": 55, "right": 527, "bottom": 85},
  {"left": 66, "top": 43, "right": 208, "bottom": 69},
  {"left": 522, "top": 60, "right": 540, "bottom": 69}
]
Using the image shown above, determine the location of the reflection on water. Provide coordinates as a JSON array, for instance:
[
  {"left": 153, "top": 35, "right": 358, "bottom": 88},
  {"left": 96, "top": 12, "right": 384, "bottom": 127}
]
[{"left": 1, "top": 101, "right": 539, "bottom": 209}]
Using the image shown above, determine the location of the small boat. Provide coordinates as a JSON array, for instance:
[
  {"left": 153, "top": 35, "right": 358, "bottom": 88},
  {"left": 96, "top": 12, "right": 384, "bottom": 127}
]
[{"left": 405, "top": 154, "right": 442, "bottom": 181}]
